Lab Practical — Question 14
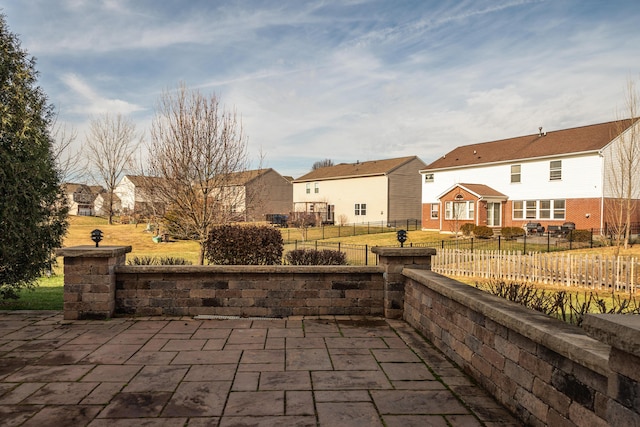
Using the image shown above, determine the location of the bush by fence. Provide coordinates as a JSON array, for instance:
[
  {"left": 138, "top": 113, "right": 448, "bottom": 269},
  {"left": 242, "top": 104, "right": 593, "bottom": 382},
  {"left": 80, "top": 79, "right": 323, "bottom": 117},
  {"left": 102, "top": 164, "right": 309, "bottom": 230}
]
[
  {"left": 205, "top": 225, "right": 283, "bottom": 265},
  {"left": 127, "top": 256, "right": 192, "bottom": 265},
  {"left": 285, "top": 249, "right": 347, "bottom": 265}
]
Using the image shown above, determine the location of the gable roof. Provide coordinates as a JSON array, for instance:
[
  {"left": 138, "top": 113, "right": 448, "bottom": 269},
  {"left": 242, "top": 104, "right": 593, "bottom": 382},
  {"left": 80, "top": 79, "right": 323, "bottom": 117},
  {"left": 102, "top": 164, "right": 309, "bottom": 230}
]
[
  {"left": 424, "top": 119, "right": 638, "bottom": 171},
  {"left": 438, "top": 183, "right": 508, "bottom": 200},
  {"left": 294, "top": 156, "right": 424, "bottom": 182},
  {"left": 224, "top": 168, "right": 274, "bottom": 186}
]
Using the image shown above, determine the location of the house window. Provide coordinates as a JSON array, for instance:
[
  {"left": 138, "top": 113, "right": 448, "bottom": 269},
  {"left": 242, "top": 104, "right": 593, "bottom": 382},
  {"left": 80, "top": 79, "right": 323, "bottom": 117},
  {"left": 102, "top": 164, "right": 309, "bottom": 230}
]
[
  {"left": 526, "top": 201, "right": 537, "bottom": 219},
  {"left": 512, "top": 199, "right": 566, "bottom": 220},
  {"left": 553, "top": 199, "right": 566, "bottom": 219},
  {"left": 513, "top": 201, "right": 524, "bottom": 219},
  {"left": 539, "top": 200, "right": 551, "bottom": 219},
  {"left": 424, "top": 173, "right": 434, "bottom": 183},
  {"left": 550, "top": 160, "right": 562, "bottom": 181},
  {"left": 511, "top": 165, "right": 521, "bottom": 183},
  {"left": 355, "top": 203, "right": 367, "bottom": 216},
  {"left": 314, "top": 183, "right": 319, "bottom": 194},
  {"left": 430, "top": 204, "right": 439, "bottom": 219},
  {"left": 306, "top": 183, "right": 310, "bottom": 194},
  {"left": 444, "top": 201, "right": 474, "bottom": 220}
]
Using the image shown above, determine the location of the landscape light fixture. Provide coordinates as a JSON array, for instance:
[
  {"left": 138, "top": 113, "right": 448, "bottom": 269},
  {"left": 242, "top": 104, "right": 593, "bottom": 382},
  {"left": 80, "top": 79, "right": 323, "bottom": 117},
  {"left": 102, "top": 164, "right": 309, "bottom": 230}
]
[
  {"left": 91, "top": 229, "right": 103, "bottom": 247},
  {"left": 396, "top": 229, "right": 408, "bottom": 247}
]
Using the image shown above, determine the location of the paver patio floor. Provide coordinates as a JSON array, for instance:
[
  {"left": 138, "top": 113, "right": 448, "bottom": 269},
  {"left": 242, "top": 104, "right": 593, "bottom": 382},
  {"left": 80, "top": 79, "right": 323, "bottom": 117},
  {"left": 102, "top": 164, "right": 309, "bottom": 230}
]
[{"left": 0, "top": 311, "right": 520, "bottom": 426}]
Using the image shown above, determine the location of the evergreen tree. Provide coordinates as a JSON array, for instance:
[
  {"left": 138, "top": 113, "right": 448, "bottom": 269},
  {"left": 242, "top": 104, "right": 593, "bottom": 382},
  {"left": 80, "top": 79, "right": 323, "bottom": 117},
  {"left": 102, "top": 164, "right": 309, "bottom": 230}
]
[{"left": 0, "top": 14, "right": 68, "bottom": 299}]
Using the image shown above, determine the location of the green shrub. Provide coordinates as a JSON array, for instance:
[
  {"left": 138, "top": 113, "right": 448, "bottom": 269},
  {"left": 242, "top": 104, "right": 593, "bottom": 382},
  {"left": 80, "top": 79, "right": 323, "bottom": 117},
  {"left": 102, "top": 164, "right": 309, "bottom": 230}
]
[
  {"left": 285, "top": 249, "right": 347, "bottom": 265},
  {"left": 567, "top": 229, "right": 591, "bottom": 242},
  {"left": 205, "top": 225, "right": 283, "bottom": 265},
  {"left": 158, "top": 257, "right": 192, "bottom": 265},
  {"left": 127, "top": 256, "right": 156, "bottom": 265},
  {"left": 501, "top": 226, "right": 524, "bottom": 239},
  {"left": 473, "top": 225, "right": 493, "bottom": 239},
  {"left": 127, "top": 256, "right": 192, "bottom": 265},
  {"left": 460, "top": 223, "right": 475, "bottom": 236}
]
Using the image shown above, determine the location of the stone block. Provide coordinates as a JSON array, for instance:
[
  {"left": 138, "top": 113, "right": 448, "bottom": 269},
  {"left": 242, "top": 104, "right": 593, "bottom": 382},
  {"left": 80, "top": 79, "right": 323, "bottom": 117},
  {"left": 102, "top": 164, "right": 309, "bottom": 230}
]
[{"left": 532, "top": 377, "right": 571, "bottom": 416}]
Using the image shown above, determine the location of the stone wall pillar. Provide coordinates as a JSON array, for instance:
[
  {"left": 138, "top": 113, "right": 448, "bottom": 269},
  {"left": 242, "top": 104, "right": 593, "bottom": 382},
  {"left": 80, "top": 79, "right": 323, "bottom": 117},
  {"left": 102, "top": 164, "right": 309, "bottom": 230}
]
[
  {"left": 56, "top": 245, "right": 131, "bottom": 320},
  {"left": 371, "top": 247, "right": 436, "bottom": 319},
  {"left": 583, "top": 314, "right": 640, "bottom": 426}
]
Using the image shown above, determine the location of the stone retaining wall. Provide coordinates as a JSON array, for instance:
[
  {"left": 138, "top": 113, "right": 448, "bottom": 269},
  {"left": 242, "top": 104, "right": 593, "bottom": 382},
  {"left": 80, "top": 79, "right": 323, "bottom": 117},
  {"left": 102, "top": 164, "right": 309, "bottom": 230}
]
[
  {"left": 115, "top": 265, "right": 384, "bottom": 317},
  {"left": 402, "top": 268, "right": 640, "bottom": 427}
]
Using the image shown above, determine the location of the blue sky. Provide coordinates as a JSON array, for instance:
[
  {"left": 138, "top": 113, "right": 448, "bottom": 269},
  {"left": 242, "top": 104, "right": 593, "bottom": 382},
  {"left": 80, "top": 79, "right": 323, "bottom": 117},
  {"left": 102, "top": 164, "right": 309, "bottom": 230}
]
[{"left": 3, "top": 0, "right": 640, "bottom": 178}]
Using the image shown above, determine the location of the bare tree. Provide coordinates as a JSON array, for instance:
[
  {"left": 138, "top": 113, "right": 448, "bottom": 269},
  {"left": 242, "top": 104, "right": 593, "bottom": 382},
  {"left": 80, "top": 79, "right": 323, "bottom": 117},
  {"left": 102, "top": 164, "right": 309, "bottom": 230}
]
[
  {"left": 605, "top": 79, "right": 640, "bottom": 253},
  {"left": 85, "top": 113, "right": 141, "bottom": 224},
  {"left": 50, "top": 109, "right": 85, "bottom": 182},
  {"left": 147, "top": 83, "right": 249, "bottom": 265},
  {"left": 312, "top": 158, "right": 334, "bottom": 170}
]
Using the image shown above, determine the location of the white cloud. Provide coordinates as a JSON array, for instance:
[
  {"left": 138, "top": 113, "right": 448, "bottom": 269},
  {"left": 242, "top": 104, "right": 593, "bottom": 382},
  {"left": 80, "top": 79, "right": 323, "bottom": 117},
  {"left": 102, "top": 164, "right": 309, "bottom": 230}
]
[{"left": 60, "top": 73, "right": 145, "bottom": 116}]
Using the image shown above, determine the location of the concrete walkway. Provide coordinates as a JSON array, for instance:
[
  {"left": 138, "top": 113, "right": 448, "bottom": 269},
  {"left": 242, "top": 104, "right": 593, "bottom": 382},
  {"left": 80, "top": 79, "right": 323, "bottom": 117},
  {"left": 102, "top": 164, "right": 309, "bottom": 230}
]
[{"left": 0, "top": 312, "right": 520, "bottom": 426}]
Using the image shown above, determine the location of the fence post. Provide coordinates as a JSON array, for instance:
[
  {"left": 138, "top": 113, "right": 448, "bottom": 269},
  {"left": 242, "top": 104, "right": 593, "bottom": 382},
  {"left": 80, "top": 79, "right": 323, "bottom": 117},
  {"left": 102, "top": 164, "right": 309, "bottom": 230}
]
[
  {"left": 547, "top": 232, "right": 550, "bottom": 253},
  {"left": 523, "top": 233, "right": 527, "bottom": 254},
  {"left": 365, "top": 244, "right": 368, "bottom": 266},
  {"left": 498, "top": 235, "right": 501, "bottom": 251}
]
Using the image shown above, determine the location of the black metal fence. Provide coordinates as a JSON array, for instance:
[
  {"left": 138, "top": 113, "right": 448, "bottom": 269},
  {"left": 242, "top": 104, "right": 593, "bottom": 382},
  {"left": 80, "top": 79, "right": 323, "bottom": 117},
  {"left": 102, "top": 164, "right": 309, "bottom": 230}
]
[
  {"left": 283, "top": 241, "right": 376, "bottom": 266},
  {"left": 282, "top": 228, "right": 609, "bottom": 266},
  {"left": 281, "top": 219, "right": 421, "bottom": 244}
]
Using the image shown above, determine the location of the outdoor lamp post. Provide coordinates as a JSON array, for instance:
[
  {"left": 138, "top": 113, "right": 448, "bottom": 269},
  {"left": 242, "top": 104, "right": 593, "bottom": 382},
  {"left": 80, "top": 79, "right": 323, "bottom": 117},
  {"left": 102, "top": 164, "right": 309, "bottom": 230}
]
[
  {"left": 396, "top": 229, "right": 407, "bottom": 247},
  {"left": 91, "top": 229, "right": 103, "bottom": 247}
]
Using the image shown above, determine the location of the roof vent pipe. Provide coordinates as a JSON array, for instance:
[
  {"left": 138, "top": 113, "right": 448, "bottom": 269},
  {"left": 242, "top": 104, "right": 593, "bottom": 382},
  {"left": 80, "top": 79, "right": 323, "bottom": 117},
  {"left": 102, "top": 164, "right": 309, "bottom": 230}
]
[{"left": 539, "top": 127, "right": 543, "bottom": 136}]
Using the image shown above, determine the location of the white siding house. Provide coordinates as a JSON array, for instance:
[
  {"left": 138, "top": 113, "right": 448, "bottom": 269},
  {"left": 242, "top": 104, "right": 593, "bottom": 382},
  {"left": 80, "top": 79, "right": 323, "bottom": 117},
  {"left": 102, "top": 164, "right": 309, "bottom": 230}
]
[
  {"left": 293, "top": 156, "right": 427, "bottom": 225},
  {"left": 421, "top": 120, "right": 640, "bottom": 233}
]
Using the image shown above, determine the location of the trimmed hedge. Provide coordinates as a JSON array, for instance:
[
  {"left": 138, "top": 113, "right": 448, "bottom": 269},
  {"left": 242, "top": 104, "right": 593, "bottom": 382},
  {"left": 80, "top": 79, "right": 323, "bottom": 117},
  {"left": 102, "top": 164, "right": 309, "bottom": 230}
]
[
  {"left": 501, "top": 226, "right": 525, "bottom": 239},
  {"left": 473, "top": 225, "right": 493, "bottom": 239},
  {"left": 460, "top": 223, "right": 475, "bottom": 236},
  {"left": 204, "top": 225, "right": 283, "bottom": 265},
  {"left": 285, "top": 249, "right": 347, "bottom": 265},
  {"left": 568, "top": 229, "right": 591, "bottom": 242}
]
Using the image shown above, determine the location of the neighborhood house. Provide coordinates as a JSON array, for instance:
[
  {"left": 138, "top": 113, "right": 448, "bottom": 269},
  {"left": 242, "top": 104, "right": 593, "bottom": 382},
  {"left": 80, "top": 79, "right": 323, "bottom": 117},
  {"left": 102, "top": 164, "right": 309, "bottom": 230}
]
[
  {"left": 293, "top": 156, "right": 427, "bottom": 226},
  {"left": 420, "top": 119, "right": 640, "bottom": 234}
]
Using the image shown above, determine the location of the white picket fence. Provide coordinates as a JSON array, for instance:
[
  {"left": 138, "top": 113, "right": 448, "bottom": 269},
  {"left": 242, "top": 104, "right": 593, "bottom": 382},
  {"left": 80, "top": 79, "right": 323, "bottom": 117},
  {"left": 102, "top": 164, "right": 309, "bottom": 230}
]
[{"left": 432, "top": 249, "right": 639, "bottom": 293}]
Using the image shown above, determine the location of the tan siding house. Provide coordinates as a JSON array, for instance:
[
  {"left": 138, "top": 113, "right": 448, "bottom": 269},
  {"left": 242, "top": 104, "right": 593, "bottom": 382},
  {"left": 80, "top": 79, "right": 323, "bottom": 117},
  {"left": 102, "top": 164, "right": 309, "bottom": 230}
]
[
  {"left": 223, "top": 168, "right": 293, "bottom": 221},
  {"left": 293, "top": 156, "right": 426, "bottom": 225}
]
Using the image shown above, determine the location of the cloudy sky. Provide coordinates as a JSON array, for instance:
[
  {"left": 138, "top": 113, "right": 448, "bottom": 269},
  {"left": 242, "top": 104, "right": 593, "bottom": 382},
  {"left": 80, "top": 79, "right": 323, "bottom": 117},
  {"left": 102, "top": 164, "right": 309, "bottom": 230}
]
[{"left": 3, "top": 0, "right": 640, "bottom": 178}]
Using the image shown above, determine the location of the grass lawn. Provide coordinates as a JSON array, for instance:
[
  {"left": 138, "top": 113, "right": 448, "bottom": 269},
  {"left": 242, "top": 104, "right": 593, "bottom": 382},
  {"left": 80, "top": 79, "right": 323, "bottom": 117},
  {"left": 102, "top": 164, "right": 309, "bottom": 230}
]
[{"left": 0, "top": 275, "right": 64, "bottom": 310}]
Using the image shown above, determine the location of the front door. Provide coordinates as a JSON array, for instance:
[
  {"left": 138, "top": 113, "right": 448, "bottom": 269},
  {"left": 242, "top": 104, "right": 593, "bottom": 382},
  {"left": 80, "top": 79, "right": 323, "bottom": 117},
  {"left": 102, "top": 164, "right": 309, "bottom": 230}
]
[{"left": 487, "top": 202, "right": 501, "bottom": 227}]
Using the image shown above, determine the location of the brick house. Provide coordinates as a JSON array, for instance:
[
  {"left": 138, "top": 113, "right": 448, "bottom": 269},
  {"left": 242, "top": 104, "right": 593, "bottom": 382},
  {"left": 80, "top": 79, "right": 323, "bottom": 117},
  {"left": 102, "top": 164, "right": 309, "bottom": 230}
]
[
  {"left": 293, "top": 156, "right": 427, "bottom": 225},
  {"left": 420, "top": 119, "right": 640, "bottom": 233}
]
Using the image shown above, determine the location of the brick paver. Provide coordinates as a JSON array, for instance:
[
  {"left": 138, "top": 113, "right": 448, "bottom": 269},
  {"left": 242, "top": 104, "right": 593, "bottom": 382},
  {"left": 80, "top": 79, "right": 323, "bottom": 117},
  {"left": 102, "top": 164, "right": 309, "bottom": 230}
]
[{"left": 0, "top": 311, "right": 521, "bottom": 426}]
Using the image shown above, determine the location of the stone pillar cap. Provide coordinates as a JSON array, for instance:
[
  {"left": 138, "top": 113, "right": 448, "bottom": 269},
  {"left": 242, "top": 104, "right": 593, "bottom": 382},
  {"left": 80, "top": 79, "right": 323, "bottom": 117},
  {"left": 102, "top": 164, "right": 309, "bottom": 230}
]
[
  {"left": 56, "top": 245, "right": 132, "bottom": 258},
  {"left": 371, "top": 247, "right": 436, "bottom": 256}
]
